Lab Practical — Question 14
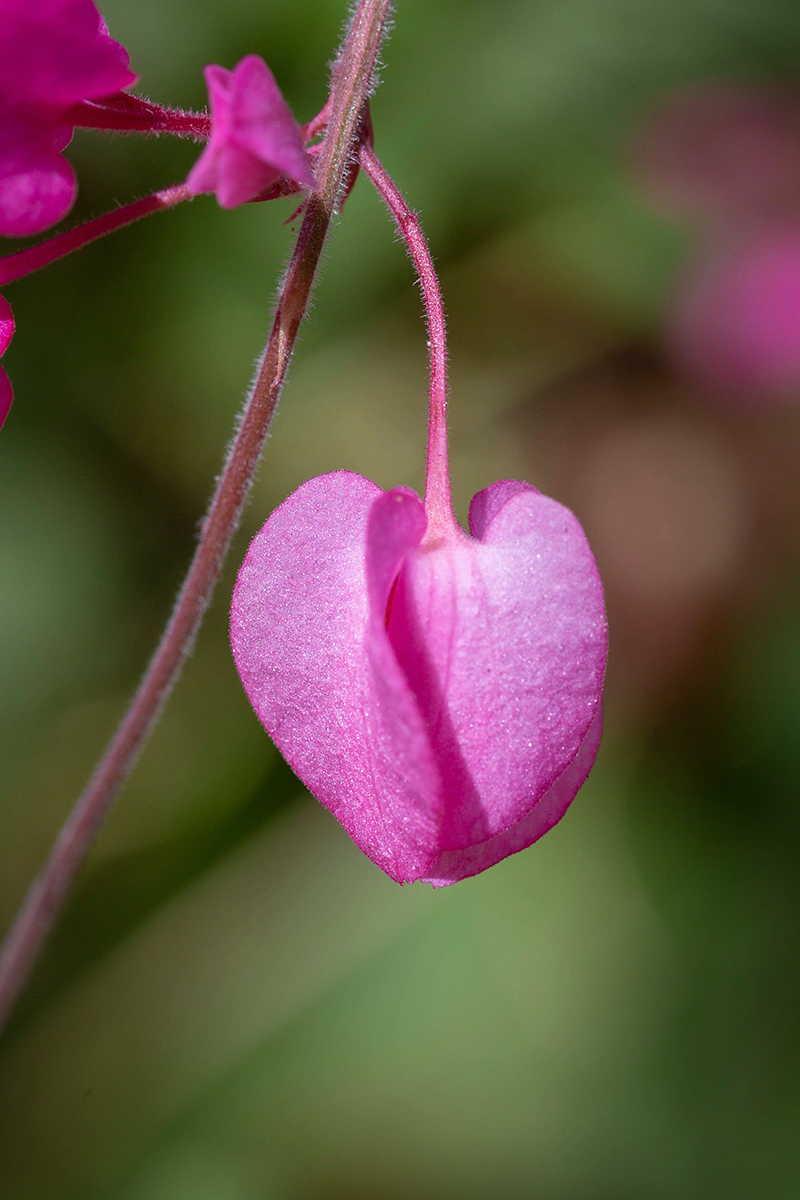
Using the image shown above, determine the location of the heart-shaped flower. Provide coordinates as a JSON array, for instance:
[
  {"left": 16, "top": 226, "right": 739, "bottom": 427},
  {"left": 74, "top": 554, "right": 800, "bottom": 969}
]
[{"left": 231, "top": 471, "right": 606, "bottom": 885}]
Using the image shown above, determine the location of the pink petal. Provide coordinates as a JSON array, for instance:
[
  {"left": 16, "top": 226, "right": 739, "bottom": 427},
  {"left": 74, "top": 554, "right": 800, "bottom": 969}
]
[
  {"left": 231, "top": 472, "right": 442, "bottom": 883},
  {"left": 0, "top": 1, "right": 134, "bottom": 236},
  {"left": 214, "top": 143, "right": 283, "bottom": 210},
  {"left": 0, "top": 295, "right": 14, "bottom": 357},
  {"left": 468, "top": 478, "right": 538, "bottom": 538},
  {"left": 0, "top": 0, "right": 135, "bottom": 112},
  {"left": 386, "top": 482, "right": 606, "bottom": 854},
  {"left": 0, "top": 135, "right": 76, "bottom": 237},
  {"left": 421, "top": 707, "right": 603, "bottom": 885},
  {"left": 228, "top": 56, "right": 313, "bottom": 189},
  {"left": 187, "top": 55, "right": 313, "bottom": 208}
]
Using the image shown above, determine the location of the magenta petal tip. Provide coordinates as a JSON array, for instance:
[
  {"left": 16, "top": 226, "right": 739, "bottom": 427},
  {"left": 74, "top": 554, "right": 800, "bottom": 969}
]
[{"left": 187, "top": 54, "right": 314, "bottom": 209}]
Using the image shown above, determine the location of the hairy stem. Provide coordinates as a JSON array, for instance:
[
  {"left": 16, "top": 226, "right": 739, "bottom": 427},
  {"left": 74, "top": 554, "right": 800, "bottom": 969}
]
[
  {"left": 359, "top": 144, "right": 456, "bottom": 538},
  {"left": 0, "top": 0, "right": 393, "bottom": 1035},
  {"left": 66, "top": 95, "right": 211, "bottom": 139}
]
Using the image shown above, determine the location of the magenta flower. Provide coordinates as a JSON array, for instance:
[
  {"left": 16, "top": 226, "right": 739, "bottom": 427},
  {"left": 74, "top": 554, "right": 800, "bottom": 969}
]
[
  {"left": 0, "top": 295, "right": 13, "bottom": 429},
  {"left": 0, "top": 0, "right": 136, "bottom": 238},
  {"left": 231, "top": 472, "right": 606, "bottom": 885},
  {"left": 186, "top": 55, "right": 314, "bottom": 208},
  {"left": 230, "top": 149, "right": 606, "bottom": 885}
]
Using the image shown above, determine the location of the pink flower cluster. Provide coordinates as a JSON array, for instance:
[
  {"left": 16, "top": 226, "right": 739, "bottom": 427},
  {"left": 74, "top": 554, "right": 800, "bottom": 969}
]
[
  {"left": 636, "top": 83, "right": 800, "bottom": 400},
  {"left": 0, "top": 0, "right": 315, "bottom": 430}
]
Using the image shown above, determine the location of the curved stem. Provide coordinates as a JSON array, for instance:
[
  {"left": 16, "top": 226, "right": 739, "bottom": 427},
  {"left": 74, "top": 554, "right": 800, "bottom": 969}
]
[
  {"left": 0, "top": 185, "right": 190, "bottom": 287},
  {"left": 359, "top": 144, "right": 457, "bottom": 538},
  {"left": 0, "top": 0, "right": 394, "bottom": 1036}
]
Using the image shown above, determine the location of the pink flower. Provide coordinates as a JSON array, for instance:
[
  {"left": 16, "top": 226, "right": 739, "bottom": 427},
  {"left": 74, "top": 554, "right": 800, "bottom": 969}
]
[
  {"left": 0, "top": 295, "right": 14, "bottom": 429},
  {"left": 0, "top": 0, "right": 136, "bottom": 238},
  {"left": 633, "top": 83, "right": 800, "bottom": 225},
  {"left": 633, "top": 82, "right": 800, "bottom": 401},
  {"left": 186, "top": 55, "right": 314, "bottom": 208},
  {"left": 230, "top": 472, "right": 606, "bottom": 886},
  {"left": 669, "top": 227, "right": 800, "bottom": 397}
]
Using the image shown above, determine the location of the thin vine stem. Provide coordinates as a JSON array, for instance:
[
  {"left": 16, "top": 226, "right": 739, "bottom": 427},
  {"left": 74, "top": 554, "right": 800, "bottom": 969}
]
[
  {"left": 0, "top": 0, "right": 394, "bottom": 1035},
  {"left": 67, "top": 95, "right": 211, "bottom": 139},
  {"left": 359, "top": 144, "right": 457, "bottom": 539}
]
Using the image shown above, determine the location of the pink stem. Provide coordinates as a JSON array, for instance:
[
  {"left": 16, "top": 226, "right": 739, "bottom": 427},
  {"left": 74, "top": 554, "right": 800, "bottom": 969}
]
[
  {"left": 0, "top": 185, "right": 191, "bottom": 287},
  {"left": 301, "top": 98, "right": 332, "bottom": 143},
  {"left": 0, "top": 0, "right": 394, "bottom": 1037},
  {"left": 66, "top": 95, "right": 211, "bottom": 140},
  {"left": 359, "top": 143, "right": 457, "bottom": 537}
]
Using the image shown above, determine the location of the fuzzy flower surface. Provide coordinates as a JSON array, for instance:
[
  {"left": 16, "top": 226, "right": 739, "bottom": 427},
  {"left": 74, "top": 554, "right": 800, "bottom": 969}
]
[
  {"left": 0, "top": 0, "right": 135, "bottom": 238},
  {"left": 186, "top": 55, "right": 314, "bottom": 208},
  {"left": 231, "top": 472, "right": 606, "bottom": 886},
  {"left": 0, "top": 295, "right": 13, "bottom": 428}
]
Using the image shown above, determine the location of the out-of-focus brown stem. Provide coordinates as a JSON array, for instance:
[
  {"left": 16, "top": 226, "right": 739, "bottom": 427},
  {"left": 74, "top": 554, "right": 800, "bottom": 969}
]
[{"left": 0, "top": 0, "right": 393, "bottom": 1035}]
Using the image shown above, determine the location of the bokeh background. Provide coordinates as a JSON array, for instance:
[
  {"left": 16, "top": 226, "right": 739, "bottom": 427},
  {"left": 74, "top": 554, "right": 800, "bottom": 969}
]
[{"left": 3, "top": 0, "right": 800, "bottom": 1196}]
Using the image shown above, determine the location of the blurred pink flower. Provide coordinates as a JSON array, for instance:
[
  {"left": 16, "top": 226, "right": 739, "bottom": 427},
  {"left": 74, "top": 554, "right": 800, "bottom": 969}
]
[
  {"left": 669, "top": 228, "right": 800, "bottom": 396},
  {"left": 0, "top": 295, "right": 14, "bottom": 430},
  {"left": 186, "top": 55, "right": 314, "bottom": 208},
  {"left": 634, "top": 83, "right": 800, "bottom": 225},
  {"left": 0, "top": 0, "right": 136, "bottom": 238},
  {"left": 230, "top": 472, "right": 606, "bottom": 886},
  {"left": 635, "top": 82, "right": 800, "bottom": 399}
]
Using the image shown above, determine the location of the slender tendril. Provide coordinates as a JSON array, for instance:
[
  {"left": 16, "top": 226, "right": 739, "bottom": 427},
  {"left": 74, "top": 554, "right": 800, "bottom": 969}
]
[{"left": 359, "top": 144, "right": 458, "bottom": 540}]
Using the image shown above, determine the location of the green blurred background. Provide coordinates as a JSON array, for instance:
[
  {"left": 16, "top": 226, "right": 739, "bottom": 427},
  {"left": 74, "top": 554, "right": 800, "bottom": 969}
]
[{"left": 3, "top": 0, "right": 800, "bottom": 1196}]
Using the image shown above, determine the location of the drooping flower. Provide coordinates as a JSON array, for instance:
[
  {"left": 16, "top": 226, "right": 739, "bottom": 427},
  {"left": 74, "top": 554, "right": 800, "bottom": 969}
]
[
  {"left": 231, "top": 472, "right": 606, "bottom": 885},
  {"left": 0, "top": 295, "right": 14, "bottom": 429},
  {"left": 186, "top": 55, "right": 314, "bottom": 208},
  {"left": 230, "top": 148, "right": 606, "bottom": 885},
  {"left": 0, "top": 0, "right": 136, "bottom": 237}
]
